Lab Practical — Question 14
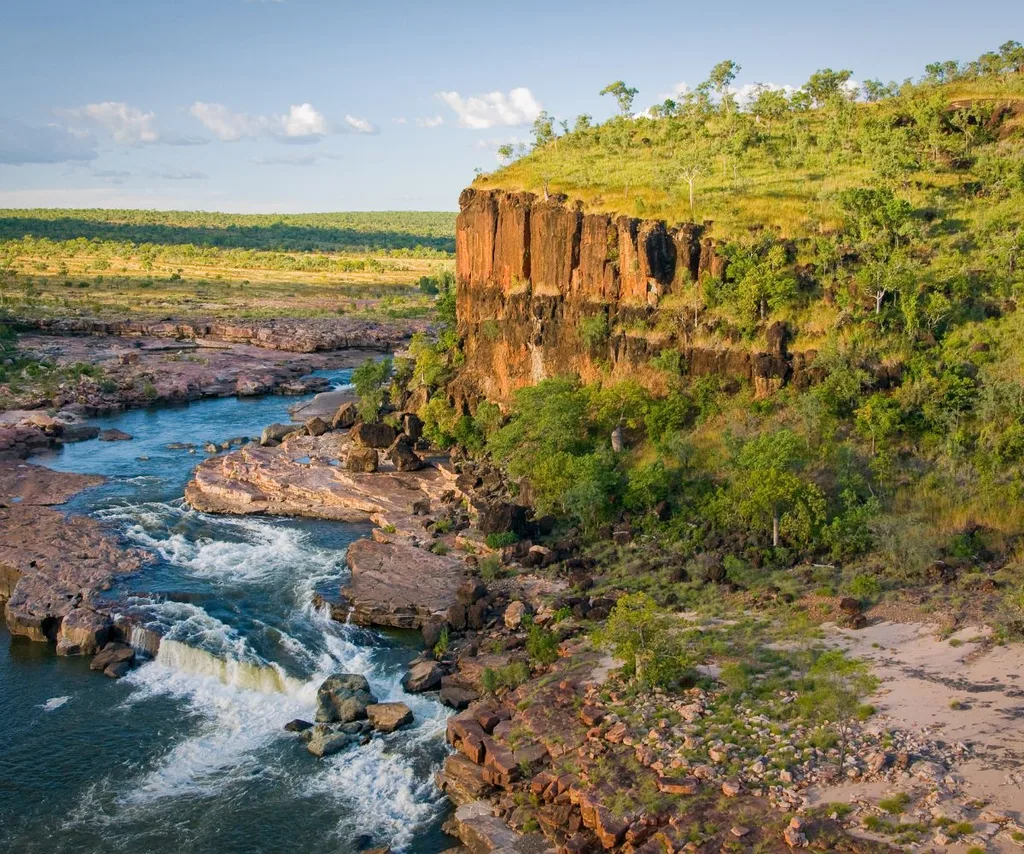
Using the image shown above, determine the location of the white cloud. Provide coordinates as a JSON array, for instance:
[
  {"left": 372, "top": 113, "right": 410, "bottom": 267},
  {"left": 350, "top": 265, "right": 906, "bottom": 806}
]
[
  {"left": 343, "top": 114, "right": 378, "bottom": 135},
  {"left": 416, "top": 115, "right": 444, "bottom": 129},
  {"left": 391, "top": 117, "right": 408, "bottom": 125},
  {"left": 282, "top": 103, "right": 328, "bottom": 138},
  {"left": 0, "top": 117, "right": 98, "bottom": 165},
  {"left": 436, "top": 87, "right": 541, "bottom": 130},
  {"left": 67, "top": 101, "right": 160, "bottom": 145},
  {"left": 189, "top": 101, "right": 333, "bottom": 141}
]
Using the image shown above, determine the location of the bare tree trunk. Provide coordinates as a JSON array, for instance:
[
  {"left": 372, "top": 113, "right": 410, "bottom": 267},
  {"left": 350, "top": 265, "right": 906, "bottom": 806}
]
[
  {"left": 772, "top": 512, "right": 780, "bottom": 547},
  {"left": 875, "top": 289, "right": 885, "bottom": 314}
]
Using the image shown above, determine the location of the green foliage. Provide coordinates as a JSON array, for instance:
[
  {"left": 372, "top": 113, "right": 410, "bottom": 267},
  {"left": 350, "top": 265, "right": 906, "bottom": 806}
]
[
  {"left": 595, "top": 592, "right": 692, "bottom": 688},
  {"left": 525, "top": 621, "right": 560, "bottom": 665},
  {"left": 801, "top": 650, "right": 879, "bottom": 769},
  {"left": 351, "top": 356, "right": 392, "bottom": 422},
  {"left": 579, "top": 313, "right": 609, "bottom": 350},
  {"left": 433, "top": 625, "right": 450, "bottom": 658},
  {"left": 485, "top": 531, "right": 519, "bottom": 550}
]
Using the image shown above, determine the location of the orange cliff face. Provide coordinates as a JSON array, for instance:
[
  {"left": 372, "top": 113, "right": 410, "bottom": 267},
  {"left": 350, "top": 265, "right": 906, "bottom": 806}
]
[{"left": 452, "top": 187, "right": 818, "bottom": 409}]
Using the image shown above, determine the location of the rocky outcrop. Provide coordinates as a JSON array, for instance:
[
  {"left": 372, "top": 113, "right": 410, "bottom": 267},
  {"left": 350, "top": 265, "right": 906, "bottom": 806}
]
[
  {"left": 453, "top": 188, "right": 817, "bottom": 405},
  {"left": 13, "top": 315, "right": 424, "bottom": 354},
  {"left": 340, "top": 538, "right": 465, "bottom": 630}
]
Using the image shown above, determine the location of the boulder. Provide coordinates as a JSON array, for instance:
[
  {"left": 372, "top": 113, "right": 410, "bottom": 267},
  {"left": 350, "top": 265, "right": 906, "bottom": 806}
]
[
  {"left": 98, "top": 429, "right": 133, "bottom": 442},
  {"left": 503, "top": 600, "right": 528, "bottom": 630},
  {"left": 90, "top": 642, "right": 135, "bottom": 672},
  {"left": 343, "top": 539, "right": 463, "bottom": 630},
  {"left": 260, "top": 423, "right": 301, "bottom": 447},
  {"left": 366, "top": 702, "right": 414, "bottom": 733},
  {"left": 402, "top": 659, "right": 444, "bottom": 693},
  {"left": 440, "top": 685, "right": 480, "bottom": 710},
  {"left": 351, "top": 422, "right": 398, "bottom": 449},
  {"left": 331, "top": 402, "right": 358, "bottom": 430},
  {"left": 284, "top": 719, "right": 314, "bottom": 733},
  {"left": 56, "top": 608, "right": 111, "bottom": 656},
  {"left": 305, "top": 416, "right": 331, "bottom": 437},
  {"left": 387, "top": 435, "right": 423, "bottom": 472},
  {"left": 306, "top": 724, "right": 352, "bottom": 758},
  {"left": 475, "top": 500, "right": 529, "bottom": 536},
  {"left": 347, "top": 447, "right": 379, "bottom": 473},
  {"left": 402, "top": 413, "right": 424, "bottom": 442},
  {"left": 456, "top": 578, "right": 487, "bottom": 606},
  {"left": 314, "top": 673, "right": 378, "bottom": 723}
]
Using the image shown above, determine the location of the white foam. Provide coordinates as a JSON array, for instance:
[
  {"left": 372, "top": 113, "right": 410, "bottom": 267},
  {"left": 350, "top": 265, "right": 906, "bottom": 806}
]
[{"left": 39, "top": 695, "right": 71, "bottom": 711}]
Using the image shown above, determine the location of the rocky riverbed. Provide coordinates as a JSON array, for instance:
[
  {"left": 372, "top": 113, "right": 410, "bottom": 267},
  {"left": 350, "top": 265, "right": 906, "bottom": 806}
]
[{"left": 0, "top": 332, "right": 383, "bottom": 459}]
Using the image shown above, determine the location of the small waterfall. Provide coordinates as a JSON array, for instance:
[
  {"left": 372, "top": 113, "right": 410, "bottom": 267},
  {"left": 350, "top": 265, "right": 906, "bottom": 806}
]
[{"left": 154, "top": 639, "right": 308, "bottom": 696}]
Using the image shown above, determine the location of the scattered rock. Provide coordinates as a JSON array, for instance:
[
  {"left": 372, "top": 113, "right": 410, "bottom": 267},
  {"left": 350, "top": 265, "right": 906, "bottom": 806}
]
[
  {"left": 331, "top": 402, "right": 357, "bottom": 430},
  {"left": 306, "top": 724, "right": 352, "bottom": 758},
  {"left": 351, "top": 422, "right": 398, "bottom": 449},
  {"left": 366, "top": 702, "right": 414, "bottom": 733},
  {"left": 305, "top": 416, "right": 331, "bottom": 437},
  {"left": 386, "top": 435, "right": 423, "bottom": 472},
  {"left": 90, "top": 642, "right": 135, "bottom": 673},
  {"left": 440, "top": 685, "right": 481, "bottom": 710},
  {"left": 314, "top": 673, "right": 377, "bottom": 723},
  {"left": 98, "top": 429, "right": 133, "bottom": 442},
  {"left": 346, "top": 447, "right": 379, "bottom": 473},
  {"left": 503, "top": 600, "right": 528, "bottom": 630},
  {"left": 260, "top": 423, "right": 300, "bottom": 447},
  {"left": 402, "top": 659, "right": 444, "bottom": 693},
  {"left": 284, "top": 719, "right": 313, "bottom": 733}
]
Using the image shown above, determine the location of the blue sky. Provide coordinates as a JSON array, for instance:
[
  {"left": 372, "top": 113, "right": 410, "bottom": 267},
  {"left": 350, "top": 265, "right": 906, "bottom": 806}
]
[{"left": 0, "top": 0, "right": 1018, "bottom": 212}]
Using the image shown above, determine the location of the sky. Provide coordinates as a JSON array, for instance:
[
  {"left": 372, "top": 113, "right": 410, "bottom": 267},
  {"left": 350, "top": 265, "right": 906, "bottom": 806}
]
[{"left": 0, "top": 0, "right": 1018, "bottom": 213}]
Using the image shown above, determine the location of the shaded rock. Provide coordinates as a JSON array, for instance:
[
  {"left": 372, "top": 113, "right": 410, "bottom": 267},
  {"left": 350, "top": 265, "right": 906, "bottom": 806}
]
[
  {"left": 438, "top": 754, "right": 495, "bottom": 806},
  {"left": 457, "top": 578, "right": 487, "bottom": 606},
  {"left": 284, "top": 719, "right": 314, "bottom": 733},
  {"left": 386, "top": 435, "right": 423, "bottom": 472},
  {"left": 402, "top": 659, "right": 444, "bottom": 693},
  {"left": 440, "top": 685, "right": 480, "bottom": 710},
  {"left": 402, "top": 413, "right": 423, "bottom": 442},
  {"left": 56, "top": 608, "right": 111, "bottom": 656},
  {"left": 331, "top": 401, "right": 358, "bottom": 430},
  {"left": 351, "top": 422, "right": 398, "bottom": 449},
  {"left": 104, "top": 661, "right": 132, "bottom": 679},
  {"left": 305, "top": 416, "right": 331, "bottom": 437},
  {"left": 314, "top": 673, "right": 377, "bottom": 723},
  {"left": 475, "top": 500, "right": 528, "bottom": 536},
  {"left": 90, "top": 642, "right": 135, "bottom": 672},
  {"left": 366, "top": 702, "right": 414, "bottom": 733},
  {"left": 347, "top": 447, "right": 379, "bottom": 473},
  {"left": 98, "top": 429, "right": 133, "bottom": 442}
]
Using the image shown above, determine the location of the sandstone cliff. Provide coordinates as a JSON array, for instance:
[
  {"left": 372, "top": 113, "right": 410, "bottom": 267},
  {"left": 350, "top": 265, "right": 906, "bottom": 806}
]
[{"left": 453, "top": 188, "right": 819, "bottom": 406}]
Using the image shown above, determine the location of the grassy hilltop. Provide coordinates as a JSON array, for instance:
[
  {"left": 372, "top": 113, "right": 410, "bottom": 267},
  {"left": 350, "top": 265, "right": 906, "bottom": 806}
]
[{"left": 399, "top": 42, "right": 1024, "bottom": 638}]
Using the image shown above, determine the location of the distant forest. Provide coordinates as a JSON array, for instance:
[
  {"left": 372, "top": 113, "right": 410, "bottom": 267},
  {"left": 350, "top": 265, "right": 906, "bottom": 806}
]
[{"left": 0, "top": 209, "right": 457, "bottom": 256}]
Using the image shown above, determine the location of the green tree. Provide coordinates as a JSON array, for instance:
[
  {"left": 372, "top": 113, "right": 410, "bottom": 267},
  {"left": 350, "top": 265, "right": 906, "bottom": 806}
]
[
  {"left": 802, "top": 651, "right": 878, "bottom": 775},
  {"left": 595, "top": 593, "right": 690, "bottom": 687},
  {"left": 803, "top": 68, "right": 854, "bottom": 106},
  {"left": 855, "top": 393, "right": 902, "bottom": 455},
  {"left": 351, "top": 356, "right": 392, "bottom": 422},
  {"left": 730, "top": 429, "right": 823, "bottom": 547},
  {"left": 599, "top": 81, "right": 639, "bottom": 115}
]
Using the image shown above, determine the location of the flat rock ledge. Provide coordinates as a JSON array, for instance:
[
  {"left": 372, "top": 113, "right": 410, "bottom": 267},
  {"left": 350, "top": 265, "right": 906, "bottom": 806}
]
[
  {"left": 339, "top": 538, "right": 466, "bottom": 630},
  {"left": 1, "top": 467, "right": 144, "bottom": 643},
  {"left": 185, "top": 432, "right": 458, "bottom": 535}
]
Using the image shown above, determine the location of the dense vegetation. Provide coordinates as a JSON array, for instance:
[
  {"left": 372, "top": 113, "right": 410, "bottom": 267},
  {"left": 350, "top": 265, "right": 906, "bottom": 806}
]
[
  {"left": 0, "top": 209, "right": 456, "bottom": 255},
  {"left": 411, "top": 43, "right": 1024, "bottom": 638},
  {"left": 0, "top": 210, "right": 455, "bottom": 321}
]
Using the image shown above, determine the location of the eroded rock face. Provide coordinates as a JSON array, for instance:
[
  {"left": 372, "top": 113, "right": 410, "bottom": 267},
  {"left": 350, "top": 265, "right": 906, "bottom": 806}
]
[
  {"left": 342, "top": 538, "right": 464, "bottom": 630},
  {"left": 1, "top": 504, "right": 144, "bottom": 643},
  {"left": 56, "top": 608, "right": 111, "bottom": 656},
  {"left": 453, "top": 188, "right": 818, "bottom": 406}
]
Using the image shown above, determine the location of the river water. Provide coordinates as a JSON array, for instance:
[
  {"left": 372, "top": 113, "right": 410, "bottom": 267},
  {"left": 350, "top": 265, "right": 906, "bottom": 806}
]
[{"left": 0, "top": 371, "right": 452, "bottom": 854}]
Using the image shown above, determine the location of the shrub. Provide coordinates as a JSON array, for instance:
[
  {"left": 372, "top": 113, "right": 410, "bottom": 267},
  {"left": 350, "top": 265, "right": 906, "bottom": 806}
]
[
  {"left": 526, "top": 622, "right": 559, "bottom": 665},
  {"left": 486, "top": 531, "right": 519, "bottom": 549},
  {"left": 594, "top": 592, "right": 692, "bottom": 688}
]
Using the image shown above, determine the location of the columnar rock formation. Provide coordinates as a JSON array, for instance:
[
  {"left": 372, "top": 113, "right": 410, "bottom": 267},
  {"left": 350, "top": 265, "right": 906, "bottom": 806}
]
[{"left": 453, "top": 188, "right": 818, "bottom": 406}]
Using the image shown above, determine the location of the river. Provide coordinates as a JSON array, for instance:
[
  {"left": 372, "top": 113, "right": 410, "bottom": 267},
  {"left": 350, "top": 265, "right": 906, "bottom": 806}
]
[{"left": 0, "top": 371, "right": 452, "bottom": 854}]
